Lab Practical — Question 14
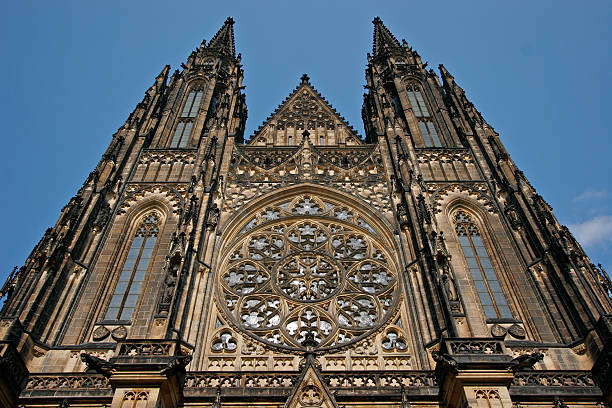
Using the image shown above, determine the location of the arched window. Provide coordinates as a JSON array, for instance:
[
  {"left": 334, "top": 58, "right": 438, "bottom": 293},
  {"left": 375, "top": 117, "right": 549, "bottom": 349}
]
[
  {"left": 170, "top": 88, "right": 203, "bottom": 148},
  {"left": 407, "top": 87, "right": 430, "bottom": 118},
  {"left": 407, "top": 86, "right": 441, "bottom": 147},
  {"left": 454, "top": 211, "right": 512, "bottom": 319},
  {"left": 181, "top": 89, "right": 203, "bottom": 118},
  {"left": 105, "top": 212, "right": 160, "bottom": 321}
]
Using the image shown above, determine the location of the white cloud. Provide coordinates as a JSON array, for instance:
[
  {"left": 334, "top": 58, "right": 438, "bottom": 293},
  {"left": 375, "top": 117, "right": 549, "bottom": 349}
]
[
  {"left": 573, "top": 189, "right": 607, "bottom": 202},
  {"left": 568, "top": 216, "right": 612, "bottom": 247}
]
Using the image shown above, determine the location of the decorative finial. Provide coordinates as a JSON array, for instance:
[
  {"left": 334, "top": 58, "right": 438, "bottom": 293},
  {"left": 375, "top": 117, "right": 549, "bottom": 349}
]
[
  {"left": 300, "top": 73, "right": 310, "bottom": 84},
  {"left": 225, "top": 17, "right": 234, "bottom": 25},
  {"left": 301, "top": 332, "right": 317, "bottom": 349},
  {"left": 373, "top": 16, "right": 382, "bottom": 24}
]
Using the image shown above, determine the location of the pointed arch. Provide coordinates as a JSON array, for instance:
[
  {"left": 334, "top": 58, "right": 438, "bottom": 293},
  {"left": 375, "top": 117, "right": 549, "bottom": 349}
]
[
  {"left": 98, "top": 196, "right": 178, "bottom": 324},
  {"left": 104, "top": 210, "right": 162, "bottom": 321},
  {"left": 443, "top": 199, "right": 513, "bottom": 320},
  {"left": 406, "top": 83, "right": 441, "bottom": 147},
  {"left": 169, "top": 82, "right": 206, "bottom": 148}
]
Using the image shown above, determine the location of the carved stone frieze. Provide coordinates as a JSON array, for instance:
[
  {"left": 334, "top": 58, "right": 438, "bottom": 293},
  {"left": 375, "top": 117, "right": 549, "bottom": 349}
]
[
  {"left": 224, "top": 142, "right": 391, "bottom": 214},
  {"left": 117, "top": 341, "right": 173, "bottom": 357},
  {"left": 138, "top": 150, "right": 198, "bottom": 166},
  {"left": 326, "top": 371, "right": 437, "bottom": 388},
  {"left": 511, "top": 371, "right": 596, "bottom": 387},
  {"left": 119, "top": 183, "right": 187, "bottom": 214},
  {"left": 185, "top": 372, "right": 297, "bottom": 389},
  {"left": 445, "top": 339, "right": 504, "bottom": 355},
  {"left": 25, "top": 374, "right": 111, "bottom": 390},
  {"left": 428, "top": 182, "right": 496, "bottom": 214}
]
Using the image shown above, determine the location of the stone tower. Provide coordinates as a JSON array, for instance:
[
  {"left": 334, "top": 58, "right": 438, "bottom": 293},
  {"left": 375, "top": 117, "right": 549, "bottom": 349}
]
[{"left": 1, "top": 17, "right": 611, "bottom": 408}]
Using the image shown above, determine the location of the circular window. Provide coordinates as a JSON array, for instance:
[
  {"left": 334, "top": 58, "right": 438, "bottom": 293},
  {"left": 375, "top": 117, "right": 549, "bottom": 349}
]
[{"left": 217, "top": 195, "right": 399, "bottom": 352}]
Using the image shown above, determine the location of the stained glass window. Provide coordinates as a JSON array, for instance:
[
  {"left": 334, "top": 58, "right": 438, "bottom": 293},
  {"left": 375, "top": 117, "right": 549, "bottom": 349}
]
[
  {"left": 170, "top": 89, "right": 203, "bottom": 148},
  {"left": 407, "top": 88, "right": 430, "bottom": 118},
  {"left": 105, "top": 213, "right": 159, "bottom": 321},
  {"left": 455, "top": 211, "right": 512, "bottom": 319},
  {"left": 418, "top": 121, "right": 441, "bottom": 147}
]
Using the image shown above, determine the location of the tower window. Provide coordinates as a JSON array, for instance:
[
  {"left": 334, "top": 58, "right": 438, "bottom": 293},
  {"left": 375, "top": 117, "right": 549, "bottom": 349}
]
[
  {"left": 407, "top": 88, "right": 430, "bottom": 117},
  {"left": 169, "top": 89, "right": 203, "bottom": 148},
  {"left": 170, "top": 121, "right": 193, "bottom": 148},
  {"left": 105, "top": 213, "right": 160, "bottom": 321},
  {"left": 288, "top": 135, "right": 292, "bottom": 145},
  {"left": 418, "top": 121, "right": 441, "bottom": 147},
  {"left": 320, "top": 135, "right": 324, "bottom": 145},
  {"left": 454, "top": 211, "right": 512, "bottom": 319},
  {"left": 181, "top": 90, "right": 204, "bottom": 118}
]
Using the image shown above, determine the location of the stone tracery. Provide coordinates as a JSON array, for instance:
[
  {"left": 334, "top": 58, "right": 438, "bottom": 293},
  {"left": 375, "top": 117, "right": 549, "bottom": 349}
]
[{"left": 217, "top": 193, "right": 399, "bottom": 351}]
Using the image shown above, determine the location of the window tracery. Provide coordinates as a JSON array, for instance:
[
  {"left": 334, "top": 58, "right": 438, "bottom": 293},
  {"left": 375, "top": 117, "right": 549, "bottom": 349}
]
[
  {"left": 406, "top": 85, "right": 441, "bottom": 147},
  {"left": 105, "top": 212, "right": 160, "bottom": 321},
  {"left": 454, "top": 210, "right": 512, "bottom": 319},
  {"left": 169, "top": 88, "right": 204, "bottom": 148},
  {"left": 216, "top": 194, "right": 399, "bottom": 352}
]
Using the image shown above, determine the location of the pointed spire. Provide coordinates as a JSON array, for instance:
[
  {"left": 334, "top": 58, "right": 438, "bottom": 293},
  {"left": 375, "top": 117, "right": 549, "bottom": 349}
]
[
  {"left": 206, "top": 17, "right": 236, "bottom": 58},
  {"left": 157, "top": 65, "right": 170, "bottom": 80},
  {"left": 372, "top": 16, "right": 402, "bottom": 57},
  {"left": 154, "top": 65, "right": 170, "bottom": 87}
]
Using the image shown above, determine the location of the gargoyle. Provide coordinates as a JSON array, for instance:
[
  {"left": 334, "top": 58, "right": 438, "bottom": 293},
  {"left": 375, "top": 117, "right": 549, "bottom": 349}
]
[
  {"left": 432, "top": 351, "right": 458, "bottom": 374},
  {"left": 80, "top": 353, "right": 114, "bottom": 377},
  {"left": 510, "top": 351, "right": 544, "bottom": 372},
  {"left": 160, "top": 354, "right": 193, "bottom": 375}
]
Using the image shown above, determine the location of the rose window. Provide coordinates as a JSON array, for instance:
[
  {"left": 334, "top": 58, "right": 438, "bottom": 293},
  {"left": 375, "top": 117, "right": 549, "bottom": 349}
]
[
  {"left": 276, "top": 253, "right": 340, "bottom": 301},
  {"left": 217, "top": 194, "right": 399, "bottom": 352}
]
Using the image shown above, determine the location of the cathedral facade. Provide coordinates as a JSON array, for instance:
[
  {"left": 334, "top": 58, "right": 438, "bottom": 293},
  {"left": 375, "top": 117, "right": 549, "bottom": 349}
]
[{"left": 1, "top": 17, "right": 611, "bottom": 408}]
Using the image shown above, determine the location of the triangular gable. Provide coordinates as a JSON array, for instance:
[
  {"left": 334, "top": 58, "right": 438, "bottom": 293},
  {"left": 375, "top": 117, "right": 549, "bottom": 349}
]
[
  {"left": 248, "top": 74, "right": 362, "bottom": 147},
  {"left": 285, "top": 357, "right": 338, "bottom": 408}
]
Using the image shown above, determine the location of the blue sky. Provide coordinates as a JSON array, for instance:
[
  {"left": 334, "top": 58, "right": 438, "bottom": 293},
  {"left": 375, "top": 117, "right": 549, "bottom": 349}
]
[{"left": 1, "top": 0, "right": 611, "bottom": 286}]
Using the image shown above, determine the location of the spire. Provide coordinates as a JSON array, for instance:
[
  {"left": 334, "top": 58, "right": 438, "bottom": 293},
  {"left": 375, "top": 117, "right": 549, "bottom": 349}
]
[
  {"left": 206, "top": 17, "right": 236, "bottom": 58},
  {"left": 372, "top": 16, "right": 402, "bottom": 57}
]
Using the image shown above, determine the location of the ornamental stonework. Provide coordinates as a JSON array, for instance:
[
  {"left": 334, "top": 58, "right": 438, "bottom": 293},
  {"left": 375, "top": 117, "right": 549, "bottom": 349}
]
[{"left": 216, "top": 193, "right": 399, "bottom": 352}]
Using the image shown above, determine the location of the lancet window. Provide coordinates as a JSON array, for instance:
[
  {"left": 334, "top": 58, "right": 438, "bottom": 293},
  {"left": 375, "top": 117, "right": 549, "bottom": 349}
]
[
  {"left": 407, "top": 87, "right": 430, "bottom": 118},
  {"left": 104, "top": 212, "right": 160, "bottom": 321},
  {"left": 170, "top": 88, "right": 203, "bottom": 148},
  {"left": 407, "top": 86, "right": 441, "bottom": 147},
  {"left": 454, "top": 211, "right": 512, "bottom": 319},
  {"left": 418, "top": 121, "right": 441, "bottom": 147}
]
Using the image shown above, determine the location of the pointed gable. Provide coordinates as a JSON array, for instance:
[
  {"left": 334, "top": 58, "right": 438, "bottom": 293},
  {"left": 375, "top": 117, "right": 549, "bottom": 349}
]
[
  {"left": 285, "top": 358, "right": 338, "bottom": 408},
  {"left": 248, "top": 74, "right": 362, "bottom": 147}
]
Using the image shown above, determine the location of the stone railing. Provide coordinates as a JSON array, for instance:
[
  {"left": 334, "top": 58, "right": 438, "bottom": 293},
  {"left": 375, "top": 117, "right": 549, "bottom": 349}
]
[
  {"left": 185, "top": 372, "right": 299, "bottom": 389},
  {"left": 115, "top": 339, "right": 176, "bottom": 358},
  {"left": 24, "top": 374, "right": 110, "bottom": 390},
  {"left": 442, "top": 338, "right": 506, "bottom": 355},
  {"left": 511, "top": 371, "right": 597, "bottom": 388},
  {"left": 184, "top": 371, "right": 437, "bottom": 391},
  {"left": 325, "top": 371, "right": 437, "bottom": 388}
]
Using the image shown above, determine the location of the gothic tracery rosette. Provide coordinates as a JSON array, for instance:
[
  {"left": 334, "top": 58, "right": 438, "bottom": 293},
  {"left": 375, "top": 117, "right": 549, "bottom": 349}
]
[{"left": 216, "top": 194, "right": 400, "bottom": 352}]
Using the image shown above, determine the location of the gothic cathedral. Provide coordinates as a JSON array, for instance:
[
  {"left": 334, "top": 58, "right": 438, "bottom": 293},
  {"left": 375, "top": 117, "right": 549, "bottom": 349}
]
[{"left": 1, "top": 17, "right": 611, "bottom": 408}]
